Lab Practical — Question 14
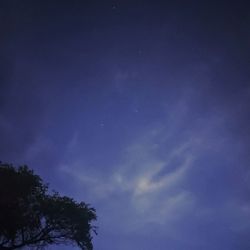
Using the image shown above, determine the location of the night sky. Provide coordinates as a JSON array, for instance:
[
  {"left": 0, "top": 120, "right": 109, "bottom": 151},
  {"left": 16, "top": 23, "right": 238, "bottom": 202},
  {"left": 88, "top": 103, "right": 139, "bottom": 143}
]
[{"left": 1, "top": 1, "right": 250, "bottom": 249}]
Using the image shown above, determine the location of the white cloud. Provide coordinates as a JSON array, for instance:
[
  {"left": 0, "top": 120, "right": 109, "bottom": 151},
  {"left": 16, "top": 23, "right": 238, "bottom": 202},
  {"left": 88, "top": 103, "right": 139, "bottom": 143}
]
[
  {"left": 60, "top": 125, "right": 201, "bottom": 229},
  {"left": 133, "top": 153, "right": 192, "bottom": 197},
  {"left": 60, "top": 162, "right": 116, "bottom": 199},
  {"left": 117, "top": 136, "right": 195, "bottom": 226}
]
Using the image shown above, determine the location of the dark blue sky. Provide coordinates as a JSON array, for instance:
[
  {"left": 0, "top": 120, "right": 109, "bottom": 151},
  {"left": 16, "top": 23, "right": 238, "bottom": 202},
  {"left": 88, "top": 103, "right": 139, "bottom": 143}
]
[{"left": 1, "top": 1, "right": 250, "bottom": 249}]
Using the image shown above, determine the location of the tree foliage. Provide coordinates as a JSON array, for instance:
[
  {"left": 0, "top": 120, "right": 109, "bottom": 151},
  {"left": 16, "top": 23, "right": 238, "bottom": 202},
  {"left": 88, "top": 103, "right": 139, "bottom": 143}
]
[{"left": 0, "top": 162, "right": 97, "bottom": 250}]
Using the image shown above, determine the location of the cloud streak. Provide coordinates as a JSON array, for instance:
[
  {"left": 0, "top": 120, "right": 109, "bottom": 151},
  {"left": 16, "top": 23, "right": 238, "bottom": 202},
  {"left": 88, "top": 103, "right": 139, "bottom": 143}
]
[{"left": 60, "top": 120, "right": 206, "bottom": 230}]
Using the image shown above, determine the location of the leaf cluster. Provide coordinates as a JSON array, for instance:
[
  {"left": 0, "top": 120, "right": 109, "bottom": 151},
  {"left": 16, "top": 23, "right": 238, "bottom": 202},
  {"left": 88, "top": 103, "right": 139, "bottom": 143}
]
[{"left": 0, "top": 163, "right": 96, "bottom": 250}]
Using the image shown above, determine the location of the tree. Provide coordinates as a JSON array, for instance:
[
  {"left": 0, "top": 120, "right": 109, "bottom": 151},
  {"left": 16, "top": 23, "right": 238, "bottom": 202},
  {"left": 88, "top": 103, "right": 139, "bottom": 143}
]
[{"left": 0, "top": 162, "right": 97, "bottom": 250}]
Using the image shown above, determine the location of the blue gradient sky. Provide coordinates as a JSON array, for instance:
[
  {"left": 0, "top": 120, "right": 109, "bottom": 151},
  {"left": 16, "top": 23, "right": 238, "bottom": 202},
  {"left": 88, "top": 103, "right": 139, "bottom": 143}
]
[{"left": 1, "top": 1, "right": 250, "bottom": 249}]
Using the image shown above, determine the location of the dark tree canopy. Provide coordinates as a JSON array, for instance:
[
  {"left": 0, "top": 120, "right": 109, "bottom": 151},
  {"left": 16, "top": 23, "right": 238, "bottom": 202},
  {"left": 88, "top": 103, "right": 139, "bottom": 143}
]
[{"left": 0, "top": 162, "right": 97, "bottom": 250}]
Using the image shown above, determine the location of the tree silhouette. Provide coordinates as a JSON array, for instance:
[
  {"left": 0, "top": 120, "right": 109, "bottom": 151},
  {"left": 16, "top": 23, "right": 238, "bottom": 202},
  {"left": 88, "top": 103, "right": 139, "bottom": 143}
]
[{"left": 0, "top": 162, "right": 97, "bottom": 250}]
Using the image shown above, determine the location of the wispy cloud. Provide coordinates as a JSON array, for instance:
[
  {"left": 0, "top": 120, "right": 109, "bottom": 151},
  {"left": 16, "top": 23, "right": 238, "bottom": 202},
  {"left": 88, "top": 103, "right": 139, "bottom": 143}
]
[
  {"left": 111, "top": 131, "right": 196, "bottom": 226},
  {"left": 60, "top": 124, "right": 203, "bottom": 230}
]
